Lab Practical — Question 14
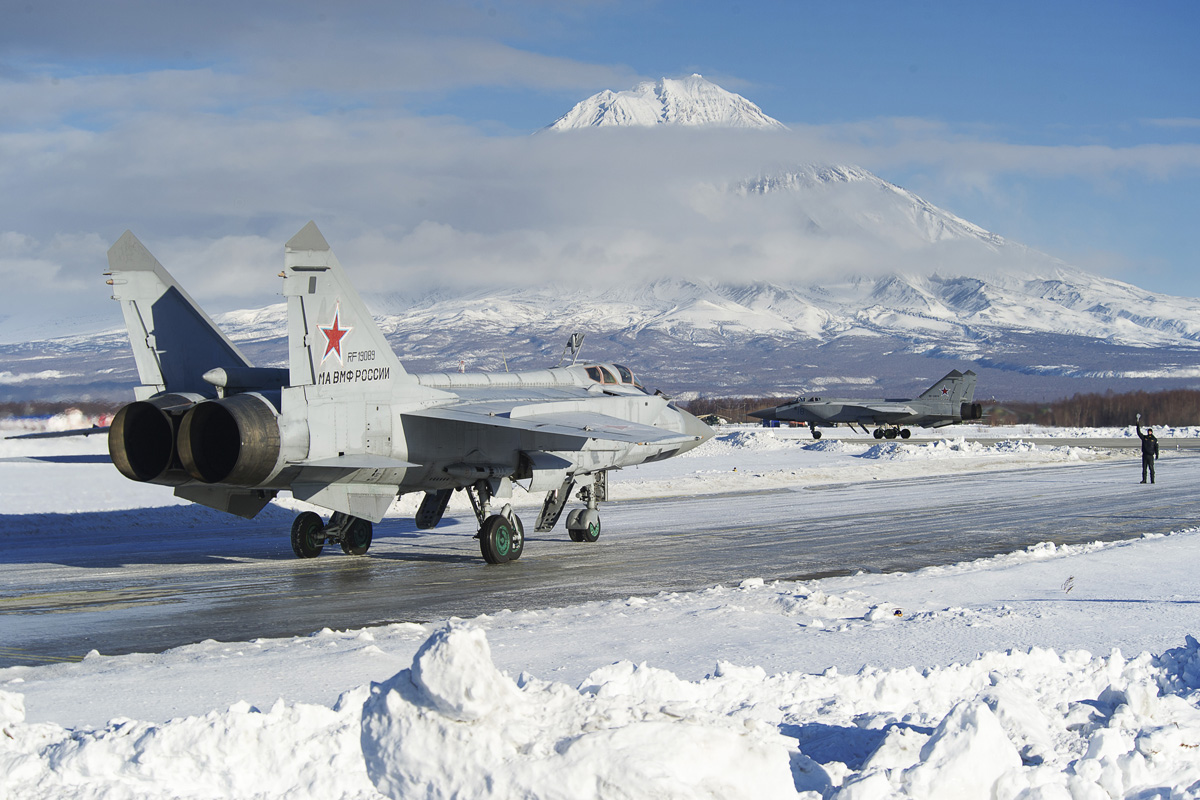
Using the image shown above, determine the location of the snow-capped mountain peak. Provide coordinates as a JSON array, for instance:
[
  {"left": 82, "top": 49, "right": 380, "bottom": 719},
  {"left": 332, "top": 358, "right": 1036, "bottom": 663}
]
[{"left": 546, "top": 74, "right": 787, "bottom": 131}]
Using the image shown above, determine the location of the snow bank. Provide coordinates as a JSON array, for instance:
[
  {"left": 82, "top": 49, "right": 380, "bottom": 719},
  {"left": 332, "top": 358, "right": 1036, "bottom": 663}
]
[
  {"left": 361, "top": 624, "right": 798, "bottom": 799},
  {"left": 855, "top": 436, "right": 1090, "bottom": 462},
  {"left": 0, "top": 689, "right": 379, "bottom": 799},
  {"left": 681, "top": 428, "right": 807, "bottom": 455},
  {"left": 602, "top": 428, "right": 1112, "bottom": 503},
  {"left": 6, "top": 625, "right": 1200, "bottom": 799}
]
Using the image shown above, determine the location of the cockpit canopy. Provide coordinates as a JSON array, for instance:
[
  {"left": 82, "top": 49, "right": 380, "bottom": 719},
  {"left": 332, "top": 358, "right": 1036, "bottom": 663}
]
[{"left": 582, "top": 363, "right": 642, "bottom": 388}]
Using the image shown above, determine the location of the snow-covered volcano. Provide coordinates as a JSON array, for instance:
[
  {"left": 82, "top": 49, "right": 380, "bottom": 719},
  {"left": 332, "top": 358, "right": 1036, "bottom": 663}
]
[
  {"left": 546, "top": 74, "right": 787, "bottom": 130},
  {"left": 6, "top": 78, "right": 1198, "bottom": 404}
]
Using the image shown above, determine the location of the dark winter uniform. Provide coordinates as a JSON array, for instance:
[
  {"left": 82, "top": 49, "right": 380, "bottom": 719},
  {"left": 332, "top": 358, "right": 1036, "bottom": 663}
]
[{"left": 1137, "top": 423, "right": 1159, "bottom": 483}]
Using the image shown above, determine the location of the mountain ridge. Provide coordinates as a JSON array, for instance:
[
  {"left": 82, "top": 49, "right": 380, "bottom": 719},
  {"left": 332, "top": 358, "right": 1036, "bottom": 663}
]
[{"left": 9, "top": 266, "right": 1200, "bottom": 403}]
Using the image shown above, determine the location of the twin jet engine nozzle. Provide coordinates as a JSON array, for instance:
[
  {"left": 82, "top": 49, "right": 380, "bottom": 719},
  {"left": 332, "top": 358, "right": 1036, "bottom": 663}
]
[{"left": 108, "top": 394, "right": 287, "bottom": 488}]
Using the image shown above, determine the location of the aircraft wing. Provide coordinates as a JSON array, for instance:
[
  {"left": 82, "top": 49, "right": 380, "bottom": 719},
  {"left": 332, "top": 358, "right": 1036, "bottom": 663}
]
[
  {"left": 862, "top": 403, "right": 918, "bottom": 418},
  {"left": 5, "top": 426, "right": 111, "bottom": 440},
  {"left": 405, "top": 405, "right": 700, "bottom": 446}
]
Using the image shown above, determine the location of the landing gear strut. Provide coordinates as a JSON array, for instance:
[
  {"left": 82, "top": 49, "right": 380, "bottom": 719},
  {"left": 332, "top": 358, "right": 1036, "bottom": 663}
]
[
  {"left": 466, "top": 479, "right": 524, "bottom": 564},
  {"left": 289, "top": 511, "right": 373, "bottom": 558}
]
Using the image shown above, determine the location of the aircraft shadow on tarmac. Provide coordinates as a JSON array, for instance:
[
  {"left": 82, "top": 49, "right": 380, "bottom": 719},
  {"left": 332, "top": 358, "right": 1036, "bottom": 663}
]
[{"left": 0, "top": 505, "right": 494, "bottom": 569}]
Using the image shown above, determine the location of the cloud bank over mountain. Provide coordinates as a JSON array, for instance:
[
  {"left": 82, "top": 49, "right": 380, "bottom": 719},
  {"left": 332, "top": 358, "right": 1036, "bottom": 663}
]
[{"left": 2, "top": 44, "right": 1197, "bottom": 350}]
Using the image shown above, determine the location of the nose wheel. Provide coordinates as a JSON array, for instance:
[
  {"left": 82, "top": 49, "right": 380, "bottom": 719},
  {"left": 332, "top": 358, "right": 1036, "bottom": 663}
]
[
  {"left": 565, "top": 476, "right": 604, "bottom": 542},
  {"left": 566, "top": 508, "right": 601, "bottom": 542}
]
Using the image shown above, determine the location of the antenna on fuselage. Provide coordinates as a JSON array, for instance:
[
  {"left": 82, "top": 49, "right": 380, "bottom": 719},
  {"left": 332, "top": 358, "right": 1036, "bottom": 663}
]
[{"left": 557, "top": 332, "right": 585, "bottom": 367}]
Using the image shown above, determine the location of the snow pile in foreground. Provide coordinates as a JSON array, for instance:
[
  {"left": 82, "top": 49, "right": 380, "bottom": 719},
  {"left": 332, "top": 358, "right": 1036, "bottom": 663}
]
[
  {"left": 5, "top": 623, "right": 1200, "bottom": 799},
  {"left": 362, "top": 625, "right": 798, "bottom": 799}
]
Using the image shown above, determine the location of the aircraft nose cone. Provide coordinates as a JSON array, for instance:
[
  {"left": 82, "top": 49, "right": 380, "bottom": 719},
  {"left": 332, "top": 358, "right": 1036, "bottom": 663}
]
[
  {"left": 748, "top": 406, "right": 776, "bottom": 421},
  {"left": 677, "top": 407, "right": 715, "bottom": 449}
]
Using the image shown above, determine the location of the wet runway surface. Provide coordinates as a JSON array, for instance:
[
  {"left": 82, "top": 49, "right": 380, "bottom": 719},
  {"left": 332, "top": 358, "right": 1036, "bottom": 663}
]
[{"left": 3, "top": 453, "right": 1198, "bottom": 667}]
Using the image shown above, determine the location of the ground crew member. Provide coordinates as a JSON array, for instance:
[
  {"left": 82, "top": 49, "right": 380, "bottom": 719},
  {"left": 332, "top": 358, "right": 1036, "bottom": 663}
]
[{"left": 1136, "top": 414, "right": 1159, "bottom": 484}]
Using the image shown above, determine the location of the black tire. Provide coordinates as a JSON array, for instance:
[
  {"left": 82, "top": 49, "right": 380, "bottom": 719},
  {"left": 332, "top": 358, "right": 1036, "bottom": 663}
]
[
  {"left": 290, "top": 512, "right": 325, "bottom": 559},
  {"left": 479, "top": 514, "right": 515, "bottom": 564},
  {"left": 340, "top": 518, "right": 373, "bottom": 555},
  {"left": 884, "top": 428, "right": 897, "bottom": 440},
  {"left": 900, "top": 429, "right": 911, "bottom": 440},
  {"left": 566, "top": 508, "right": 585, "bottom": 542},
  {"left": 811, "top": 429, "right": 822, "bottom": 440},
  {"left": 873, "top": 429, "right": 884, "bottom": 440}
]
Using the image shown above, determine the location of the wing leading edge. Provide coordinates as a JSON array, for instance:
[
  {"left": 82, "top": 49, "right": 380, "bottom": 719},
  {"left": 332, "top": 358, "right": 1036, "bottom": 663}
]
[{"left": 404, "top": 406, "right": 702, "bottom": 446}]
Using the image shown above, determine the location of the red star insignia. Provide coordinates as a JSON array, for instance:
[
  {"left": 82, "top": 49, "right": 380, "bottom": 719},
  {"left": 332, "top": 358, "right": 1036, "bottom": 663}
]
[
  {"left": 319, "top": 303, "right": 353, "bottom": 363},
  {"left": 941, "top": 387, "right": 949, "bottom": 394}
]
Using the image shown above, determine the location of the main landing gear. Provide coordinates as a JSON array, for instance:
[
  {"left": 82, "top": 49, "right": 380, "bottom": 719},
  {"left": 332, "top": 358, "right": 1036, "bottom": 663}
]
[
  {"left": 465, "top": 480, "right": 524, "bottom": 564},
  {"left": 290, "top": 511, "right": 373, "bottom": 558},
  {"left": 872, "top": 427, "right": 911, "bottom": 440}
]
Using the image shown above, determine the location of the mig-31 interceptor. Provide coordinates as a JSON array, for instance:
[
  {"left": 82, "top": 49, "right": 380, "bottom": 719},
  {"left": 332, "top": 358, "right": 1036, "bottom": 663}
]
[
  {"left": 99, "top": 222, "right": 713, "bottom": 563},
  {"left": 750, "top": 370, "right": 982, "bottom": 440}
]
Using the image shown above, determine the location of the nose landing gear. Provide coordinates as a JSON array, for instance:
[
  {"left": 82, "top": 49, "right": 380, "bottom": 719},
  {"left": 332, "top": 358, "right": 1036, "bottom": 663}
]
[{"left": 535, "top": 471, "right": 607, "bottom": 543}]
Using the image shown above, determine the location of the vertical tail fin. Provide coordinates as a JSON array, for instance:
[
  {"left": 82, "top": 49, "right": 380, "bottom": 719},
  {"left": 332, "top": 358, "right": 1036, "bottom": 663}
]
[
  {"left": 280, "top": 221, "right": 407, "bottom": 395},
  {"left": 106, "top": 231, "right": 251, "bottom": 400},
  {"left": 917, "top": 369, "right": 978, "bottom": 418},
  {"left": 953, "top": 370, "right": 977, "bottom": 405},
  {"left": 918, "top": 370, "right": 965, "bottom": 401}
]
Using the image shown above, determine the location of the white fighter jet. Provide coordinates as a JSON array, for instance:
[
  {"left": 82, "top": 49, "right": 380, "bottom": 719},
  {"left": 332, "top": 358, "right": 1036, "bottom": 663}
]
[{"left": 101, "top": 222, "right": 713, "bottom": 563}]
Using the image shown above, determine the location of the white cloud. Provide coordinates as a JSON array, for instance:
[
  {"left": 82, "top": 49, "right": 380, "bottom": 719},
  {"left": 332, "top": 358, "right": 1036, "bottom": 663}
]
[
  {"left": 5, "top": 101, "right": 1195, "bottom": 335},
  {"left": 2, "top": 3, "right": 1198, "bottom": 334}
]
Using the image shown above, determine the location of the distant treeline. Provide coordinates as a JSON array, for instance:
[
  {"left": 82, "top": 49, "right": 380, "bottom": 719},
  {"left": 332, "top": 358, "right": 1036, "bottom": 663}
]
[
  {"left": 680, "top": 396, "right": 785, "bottom": 424},
  {"left": 986, "top": 389, "right": 1200, "bottom": 428},
  {"left": 680, "top": 389, "right": 1200, "bottom": 428}
]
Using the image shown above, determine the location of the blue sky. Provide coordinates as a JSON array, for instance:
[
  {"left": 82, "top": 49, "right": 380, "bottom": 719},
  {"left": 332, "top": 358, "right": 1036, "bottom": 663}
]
[{"left": 2, "top": 0, "right": 1198, "bottom": 336}]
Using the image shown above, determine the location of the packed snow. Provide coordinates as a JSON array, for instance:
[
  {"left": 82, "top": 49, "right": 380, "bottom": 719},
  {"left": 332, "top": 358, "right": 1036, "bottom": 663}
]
[{"left": 3, "top": 422, "right": 1200, "bottom": 798}]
